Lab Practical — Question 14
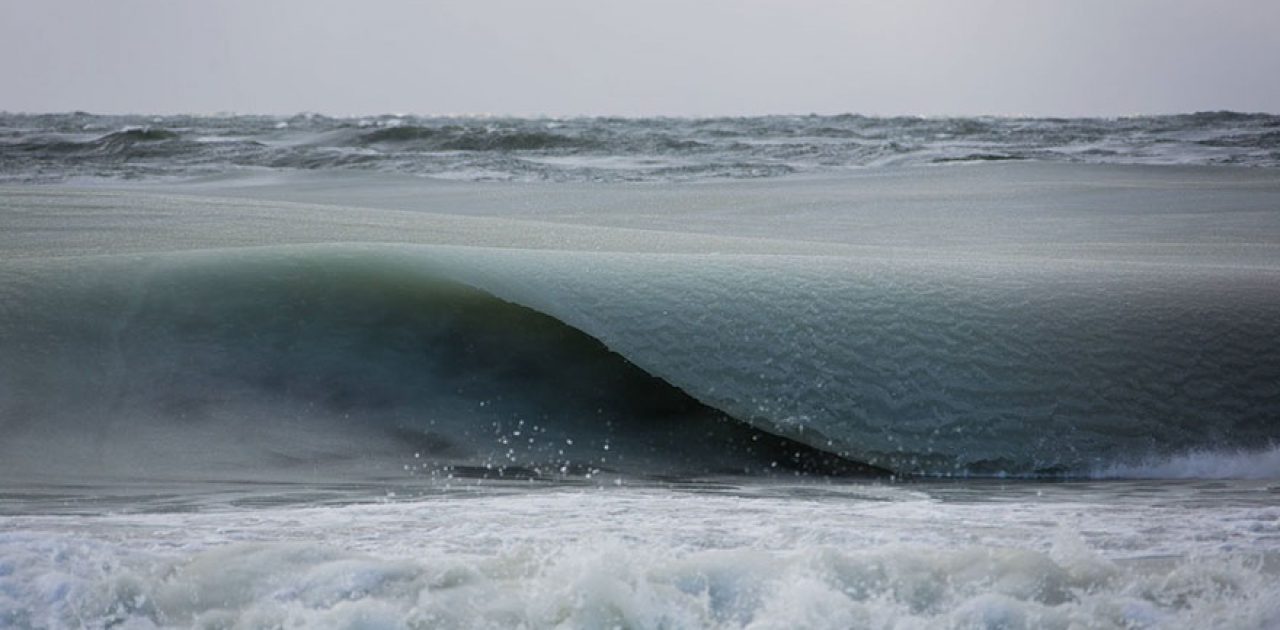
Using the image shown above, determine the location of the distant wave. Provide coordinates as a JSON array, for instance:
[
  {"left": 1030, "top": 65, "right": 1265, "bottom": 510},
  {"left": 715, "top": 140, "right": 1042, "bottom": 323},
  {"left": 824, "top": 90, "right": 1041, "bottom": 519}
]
[
  {"left": 357, "top": 125, "right": 600, "bottom": 151},
  {"left": 2, "top": 111, "right": 1278, "bottom": 183},
  {"left": 96, "top": 127, "right": 180, "bottom": 144}
]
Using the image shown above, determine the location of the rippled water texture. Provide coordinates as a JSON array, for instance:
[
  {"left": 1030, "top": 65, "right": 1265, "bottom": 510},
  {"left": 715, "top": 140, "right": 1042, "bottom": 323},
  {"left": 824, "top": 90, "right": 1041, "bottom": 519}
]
[{"left": 2, "top": 111, "right": 1278, "bottom": 183}]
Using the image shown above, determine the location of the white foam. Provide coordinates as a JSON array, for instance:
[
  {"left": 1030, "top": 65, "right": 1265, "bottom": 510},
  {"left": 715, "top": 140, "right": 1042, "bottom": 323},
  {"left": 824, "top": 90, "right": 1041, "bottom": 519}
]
[
  {"left": 3, "top": 486, "right": 1279, "bottom": 628},
  {"left": 1095, "top": 445, "right": 1280, "bottom": 480}
]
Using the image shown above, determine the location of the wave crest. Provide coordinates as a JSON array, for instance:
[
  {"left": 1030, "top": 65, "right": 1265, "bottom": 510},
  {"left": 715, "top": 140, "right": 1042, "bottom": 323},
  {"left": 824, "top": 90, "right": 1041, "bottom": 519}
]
[{"left": 357, "top": 125, "right": 599, "bottom": 151}]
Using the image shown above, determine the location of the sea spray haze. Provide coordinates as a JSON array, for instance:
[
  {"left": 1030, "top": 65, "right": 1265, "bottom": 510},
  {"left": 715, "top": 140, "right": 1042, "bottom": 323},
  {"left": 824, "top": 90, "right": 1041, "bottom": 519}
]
[{"left": 1, "top": 109, "right": 1278, "bottom": 628}]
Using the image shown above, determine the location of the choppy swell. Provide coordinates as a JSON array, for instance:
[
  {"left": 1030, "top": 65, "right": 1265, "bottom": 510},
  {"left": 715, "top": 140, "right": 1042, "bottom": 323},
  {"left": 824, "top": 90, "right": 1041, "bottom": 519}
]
[
  {"left": 3, "top": 244, "right": 1278, "bottom": 480},
  {"left": 3, "top": 111, "right": 1279, "bottom": 183}
]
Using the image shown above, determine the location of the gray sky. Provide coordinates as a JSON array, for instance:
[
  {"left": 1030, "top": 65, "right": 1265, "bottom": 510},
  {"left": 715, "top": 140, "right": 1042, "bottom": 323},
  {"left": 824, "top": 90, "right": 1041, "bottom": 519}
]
[{"left": 3, "top": 0, "right": 1278, "bottom": 117}]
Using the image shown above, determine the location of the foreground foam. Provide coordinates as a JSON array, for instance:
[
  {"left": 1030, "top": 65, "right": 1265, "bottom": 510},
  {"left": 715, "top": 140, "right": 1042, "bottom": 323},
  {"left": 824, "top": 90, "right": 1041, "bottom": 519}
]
[{"left": 3, "top": 487, "right": 1278, "bottom": 629}]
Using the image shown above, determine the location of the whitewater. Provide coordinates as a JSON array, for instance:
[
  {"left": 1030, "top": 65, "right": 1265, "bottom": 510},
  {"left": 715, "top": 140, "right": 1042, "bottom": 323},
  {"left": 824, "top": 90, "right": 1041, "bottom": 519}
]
[{"left": 1, "top": 113, "right": 1279, "bottom": 628}]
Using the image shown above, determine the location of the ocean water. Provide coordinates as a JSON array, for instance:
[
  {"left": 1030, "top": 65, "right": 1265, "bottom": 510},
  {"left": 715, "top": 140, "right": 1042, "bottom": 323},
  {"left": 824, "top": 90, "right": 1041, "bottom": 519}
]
[
  {"left": 3, "top": 111, "right": 1280, "bottom": 184},
  {"left": 1, "top": 114, "right": 1279, "bottom": 628}
]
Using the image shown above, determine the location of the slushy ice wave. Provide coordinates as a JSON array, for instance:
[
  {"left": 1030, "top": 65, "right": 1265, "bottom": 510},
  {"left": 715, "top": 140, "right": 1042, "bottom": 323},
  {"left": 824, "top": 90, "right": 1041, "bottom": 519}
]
[
  {"left": 2, "top": 165, "right": 1279, "bottom": 479},
  {"left": 2, "top": 158, "right": 1280, "bottom": 629},
  {"left": 2, "top": 245, "right": 1278, "bottom": 479}
]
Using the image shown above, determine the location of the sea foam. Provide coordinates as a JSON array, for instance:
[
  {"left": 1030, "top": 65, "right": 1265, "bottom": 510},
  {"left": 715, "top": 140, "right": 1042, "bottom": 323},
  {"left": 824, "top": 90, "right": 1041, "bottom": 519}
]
[{"left": 1096, "top": 445, "right": 1280, "bottom": 480}]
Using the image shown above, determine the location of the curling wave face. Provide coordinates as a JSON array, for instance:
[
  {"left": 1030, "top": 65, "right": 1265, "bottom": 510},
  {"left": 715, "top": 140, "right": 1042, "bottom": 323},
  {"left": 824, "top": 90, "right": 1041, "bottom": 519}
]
[
  {"left": 2, "top": 242, "right": 1278, "bottom": 479},
  {"left": 0, "top": 248, "right": 879, "bottom": 482}
]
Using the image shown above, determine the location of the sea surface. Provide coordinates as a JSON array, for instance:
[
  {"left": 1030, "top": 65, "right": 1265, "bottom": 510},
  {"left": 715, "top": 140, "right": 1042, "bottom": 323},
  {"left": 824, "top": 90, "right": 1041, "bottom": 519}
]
[{"left": 1, "top": 113, "right": 1279, "bottom": 628}]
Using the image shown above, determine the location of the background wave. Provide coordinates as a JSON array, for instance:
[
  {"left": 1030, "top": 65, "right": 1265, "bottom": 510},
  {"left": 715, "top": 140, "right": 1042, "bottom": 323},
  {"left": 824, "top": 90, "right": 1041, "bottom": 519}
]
[{"left": 2, "top": 111, "right": 1278, "bottom": 183}]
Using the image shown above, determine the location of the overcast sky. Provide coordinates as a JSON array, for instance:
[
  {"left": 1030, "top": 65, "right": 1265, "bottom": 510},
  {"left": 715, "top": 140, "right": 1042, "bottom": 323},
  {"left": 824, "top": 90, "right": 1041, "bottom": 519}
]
[{"left": 3, "top": 0, "right": 1278, "bottom": 117}]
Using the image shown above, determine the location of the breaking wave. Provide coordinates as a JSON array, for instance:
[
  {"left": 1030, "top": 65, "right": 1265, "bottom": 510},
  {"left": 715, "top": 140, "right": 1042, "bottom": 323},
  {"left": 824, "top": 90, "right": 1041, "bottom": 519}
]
[
  {"left": 3, "top": 244, "right": 1277, "bottom": 480},
  {"left": 0, "top": 248, "right": 879, "bottom": 483}
]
